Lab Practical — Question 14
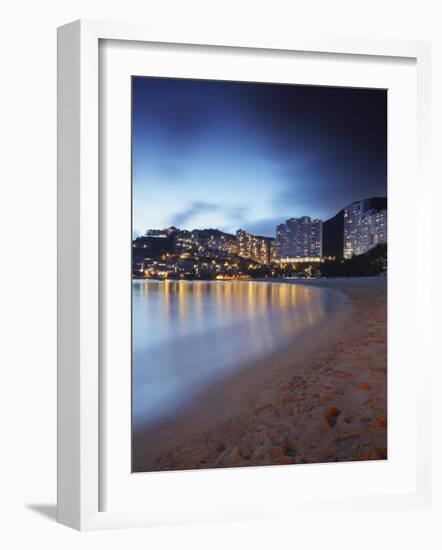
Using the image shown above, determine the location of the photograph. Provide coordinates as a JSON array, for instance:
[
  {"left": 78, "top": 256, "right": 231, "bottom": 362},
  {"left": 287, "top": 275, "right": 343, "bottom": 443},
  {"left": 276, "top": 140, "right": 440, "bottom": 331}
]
[{"left": 131, "top": 76, "right": 387, "bottom": 473}]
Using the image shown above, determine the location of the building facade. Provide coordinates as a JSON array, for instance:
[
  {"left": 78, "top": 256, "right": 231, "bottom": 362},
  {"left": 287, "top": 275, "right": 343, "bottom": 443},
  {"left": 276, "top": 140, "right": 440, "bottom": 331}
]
[
  {"left": 236, "top": 229, "right": 274, "bottom": 265},
  {"left": 310, "top": 219, "right": 323, "bottom": 258},
  {"left": 275, "top": 223, "right": 287, "bottom": 259},
  {"left": 275, "top": 216, "right": 323, "bottom": 260},
  {"left": 343, "top": 199, "right": 387, "bottom": 258},
  {"left": 360, "top": 208, "right": 387, "bottom": 252}
]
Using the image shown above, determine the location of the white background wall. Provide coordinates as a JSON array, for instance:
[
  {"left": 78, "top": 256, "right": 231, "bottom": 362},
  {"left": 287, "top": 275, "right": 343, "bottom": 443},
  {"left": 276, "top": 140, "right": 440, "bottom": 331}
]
[{"left": 0, "top": 1, "right": 441, "bottom": 548}]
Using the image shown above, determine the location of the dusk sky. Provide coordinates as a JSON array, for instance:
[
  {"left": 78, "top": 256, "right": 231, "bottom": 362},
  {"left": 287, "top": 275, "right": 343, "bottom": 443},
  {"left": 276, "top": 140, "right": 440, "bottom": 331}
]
[{"left": 132, "top": 77, "right": 387, "bottom": 238}]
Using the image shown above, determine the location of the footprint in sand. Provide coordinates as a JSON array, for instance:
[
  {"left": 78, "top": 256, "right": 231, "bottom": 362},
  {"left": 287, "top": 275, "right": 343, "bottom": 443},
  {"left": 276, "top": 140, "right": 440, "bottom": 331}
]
[
  {"left": 323, "top": 406, "right": 341, "bottom": 427},
  {"left": 355, "top": 382, "right": 372, "bottom": 390}
]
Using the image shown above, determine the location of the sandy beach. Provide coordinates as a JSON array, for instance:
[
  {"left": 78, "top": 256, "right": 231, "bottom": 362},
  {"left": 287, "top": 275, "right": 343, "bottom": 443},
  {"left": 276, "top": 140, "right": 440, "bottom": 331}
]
[{"left": 133, "top": 276, "right": 387, "bottom": 472}]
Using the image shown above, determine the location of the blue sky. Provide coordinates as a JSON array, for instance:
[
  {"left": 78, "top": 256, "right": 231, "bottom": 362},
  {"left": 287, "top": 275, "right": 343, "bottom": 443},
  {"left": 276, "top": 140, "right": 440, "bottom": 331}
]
[{"left": 132, "top": 77, "right": 387, "bottom": 238}]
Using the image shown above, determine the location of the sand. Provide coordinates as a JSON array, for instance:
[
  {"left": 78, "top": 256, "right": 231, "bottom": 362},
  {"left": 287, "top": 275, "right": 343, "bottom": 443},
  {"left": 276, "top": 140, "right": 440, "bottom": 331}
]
[{"left": 133, "top": 276, "right": 387, "bottom": 472}]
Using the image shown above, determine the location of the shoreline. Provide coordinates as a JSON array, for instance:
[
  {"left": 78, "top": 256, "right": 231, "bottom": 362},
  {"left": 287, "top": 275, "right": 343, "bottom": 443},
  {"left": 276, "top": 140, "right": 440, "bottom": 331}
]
[{"left": 132, "top": 276, "right": 387, "bottom": 472}]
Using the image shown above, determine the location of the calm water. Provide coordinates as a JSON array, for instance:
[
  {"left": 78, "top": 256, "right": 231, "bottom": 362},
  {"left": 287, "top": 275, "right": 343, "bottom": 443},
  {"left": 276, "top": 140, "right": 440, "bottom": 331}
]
[{"left": 132, "top": 280, "right": 341, "bottom": 431}]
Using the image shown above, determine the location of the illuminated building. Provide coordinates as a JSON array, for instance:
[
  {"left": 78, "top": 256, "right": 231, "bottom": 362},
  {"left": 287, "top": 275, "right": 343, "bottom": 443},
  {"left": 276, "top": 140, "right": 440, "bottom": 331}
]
[
  {"left": 343, "top": 199, "right": 387, "bottom": 258},
  {"left": 311, "top": 219, "right": 323, "bottom": 258},
  {"left": 173, "top": 228, "right": 237, "bottom": 256},
  {"left": 205, "top": 231, "right": 237, "bottom": 255},
  {"left": 275, "top": 224, "right": 287, "bottom": 259},
  {"left": 236, "top": 229, "right": 274, "bottom": 265},
  {"left": 362, "top": 209, "right": 387, "bottom": 250},
  {"left": 275, "top": 216, "right": 322, "bottom": 260}
]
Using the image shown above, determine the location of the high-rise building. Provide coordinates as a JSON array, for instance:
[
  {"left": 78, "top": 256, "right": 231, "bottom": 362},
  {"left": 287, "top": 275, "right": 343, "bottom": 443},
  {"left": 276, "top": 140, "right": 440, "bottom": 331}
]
[
  {"left": 236, "top": 229, "right": 274, "bottom": 265},
  {"left": 275, "top": 224, "right": 288, "bottom": 258},
  {"left": 360, "top": 209, "right": 387, "bottom": 252},
  {"left": 343, "top": 198, "right": 387, "bottom": 258},
  {"left": 311, "top": 219, "right": 323, "bottom": 258},
  {"left": 275, "top": 216, "right": 322, "bottom": 260}
]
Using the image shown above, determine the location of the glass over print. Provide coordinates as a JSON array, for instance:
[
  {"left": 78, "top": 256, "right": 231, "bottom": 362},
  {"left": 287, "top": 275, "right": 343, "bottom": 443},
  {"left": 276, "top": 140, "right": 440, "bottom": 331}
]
[{"left": 131, "top": 76, "right": 388, "bottom": 472}]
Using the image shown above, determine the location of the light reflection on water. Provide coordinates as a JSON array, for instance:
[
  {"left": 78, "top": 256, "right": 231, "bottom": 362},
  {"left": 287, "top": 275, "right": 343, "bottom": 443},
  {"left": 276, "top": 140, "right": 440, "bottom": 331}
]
[{"left": 132, "top": 280, "right": 340, "bottom": 431}]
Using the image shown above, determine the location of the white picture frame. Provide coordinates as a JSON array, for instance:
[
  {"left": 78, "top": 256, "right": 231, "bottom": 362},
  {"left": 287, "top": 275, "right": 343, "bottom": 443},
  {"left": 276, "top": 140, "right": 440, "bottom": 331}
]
[{"left": 57, "top": 19, "right": 432, "bottom": 531}]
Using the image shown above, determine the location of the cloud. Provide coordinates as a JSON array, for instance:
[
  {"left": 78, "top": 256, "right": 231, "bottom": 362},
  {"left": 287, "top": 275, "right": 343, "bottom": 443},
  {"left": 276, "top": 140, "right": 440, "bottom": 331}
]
[
  {"left": 133, "top": 78, "right": 387, "bottom": 233},
  {"left": 172, "top": 201, "right": 221, "bottom": 227},
  {"left": 225, "top": 205, "right": 248, "bottom": 222},
  {"left": 273, "top": 156, "right": 387, "bottom": 221},
  {"left": 171, "top": 202, "right": 250, "bottom": 231},
  {"left": 242, "top": 217, "right": 283, "bottom": 238}
]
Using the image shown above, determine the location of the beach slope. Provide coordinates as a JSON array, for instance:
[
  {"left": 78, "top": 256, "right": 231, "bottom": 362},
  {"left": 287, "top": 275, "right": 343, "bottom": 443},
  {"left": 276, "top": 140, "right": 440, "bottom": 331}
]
[{"left": 133, "top": 276, "right": 387, "bottom": 472}]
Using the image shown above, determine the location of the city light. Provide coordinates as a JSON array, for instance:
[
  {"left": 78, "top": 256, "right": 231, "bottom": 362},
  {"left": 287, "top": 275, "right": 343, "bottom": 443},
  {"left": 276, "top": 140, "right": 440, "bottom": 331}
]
[{"left": 132, "top": 196, "right": 387, "bottom": 280}]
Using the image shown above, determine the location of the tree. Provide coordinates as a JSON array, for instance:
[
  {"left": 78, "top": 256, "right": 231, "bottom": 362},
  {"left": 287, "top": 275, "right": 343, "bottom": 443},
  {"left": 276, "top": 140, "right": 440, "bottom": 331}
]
[{"left": 321, "top": 243, "right": 387, "bottom": 278}]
